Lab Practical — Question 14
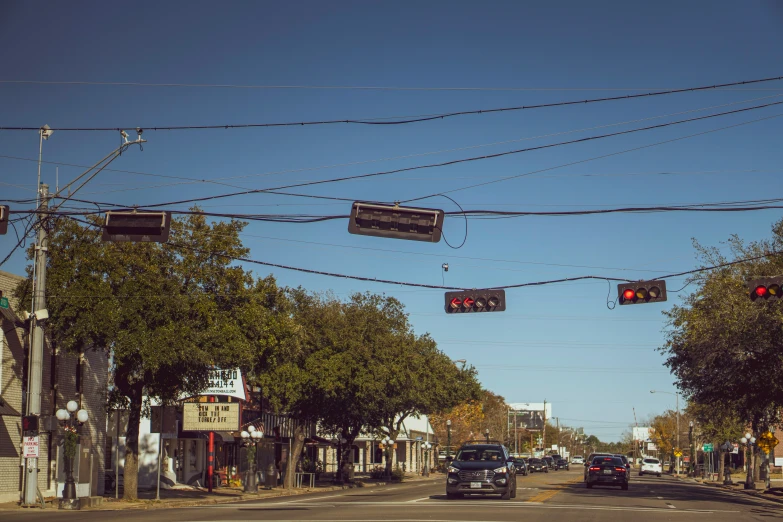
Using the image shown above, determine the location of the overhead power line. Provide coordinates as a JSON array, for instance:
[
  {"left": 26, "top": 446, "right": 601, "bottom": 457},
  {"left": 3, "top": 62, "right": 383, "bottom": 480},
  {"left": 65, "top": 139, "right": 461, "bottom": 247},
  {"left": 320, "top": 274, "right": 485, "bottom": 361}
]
[
  {"left": 72, "top": 100, "right": 783, "bottom": 210},
  {"left": 2, "top": 75, "right": 782, "bottom": 132},
  {"left": 2, "top": 77, "right": 782, "bottom": 91}
]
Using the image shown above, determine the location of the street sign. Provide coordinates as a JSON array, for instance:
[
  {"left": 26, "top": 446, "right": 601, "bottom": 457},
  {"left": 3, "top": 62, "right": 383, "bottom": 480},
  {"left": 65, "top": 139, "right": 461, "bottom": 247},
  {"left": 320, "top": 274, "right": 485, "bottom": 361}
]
[
  {"left": 673, "top": 450, "right": 683, "bottom": 457},
  {"left": 23, "top": 436, "right": 39, "bottom": 458},
  {"left": 702, "top": 443, "right": 714, "bottom": 452},
  {"left": 683, "top": 456, "right": 690, "bottom": 463},
  {"left": 732, "top": 443, "right": 739, "bottom": 454},
  {"left": 0, "top": 296, "right": 8, "bottom": 309}
]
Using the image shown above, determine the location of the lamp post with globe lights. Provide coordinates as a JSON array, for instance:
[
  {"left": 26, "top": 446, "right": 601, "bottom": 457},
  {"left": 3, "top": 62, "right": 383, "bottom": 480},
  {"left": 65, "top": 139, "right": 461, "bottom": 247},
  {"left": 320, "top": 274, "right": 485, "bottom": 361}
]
[
  {"left": 422, "top": 441, "right": 432, "bottom": 477},
  {"left": 240, "top": 426, "right": 263, "bottom": 493},
  {"left": 55, "top": 400, "right": 88, "bottom": 509},
  {"left": 381, "top": 436, "right": 395, "bottom": 480},
  {"left": 485, "top": 428, "right": 490, "bottom": 443},
  {"left": 446, "top": 420, "right": 452, "bottom": 460},
  {"left": 739, "top": 432, "right": 756, "bottom": 489}
]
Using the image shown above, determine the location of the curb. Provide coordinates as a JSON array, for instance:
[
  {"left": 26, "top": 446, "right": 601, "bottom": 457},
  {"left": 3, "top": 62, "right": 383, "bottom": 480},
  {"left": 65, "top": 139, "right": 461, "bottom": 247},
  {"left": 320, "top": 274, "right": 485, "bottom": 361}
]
[{"left": 699, "top": 480, "right": 783, "bottom": 506}]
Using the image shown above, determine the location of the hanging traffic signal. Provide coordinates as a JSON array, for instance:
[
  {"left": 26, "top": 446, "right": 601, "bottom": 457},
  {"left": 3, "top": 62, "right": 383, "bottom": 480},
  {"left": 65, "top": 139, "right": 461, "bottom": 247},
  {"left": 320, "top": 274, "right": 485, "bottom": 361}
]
[
  {"left": 102, "top": 211, "right": 171, "bottom": 243},
  {"left": 748, "top": 277, "right": 783, "bottom": 302},
  {"left": 617, "top": 280, "right": 667, "bottom": 305},
  {"left": 0, "top": 205, "right": 8, "bottom": 235},
  {"left": 22, "top": 415, "right": 38, "bottom": 433},
  {"left": 445, "top": 289, "right": 506, "bottom": 313},
  {"left": 348, "top": 201, "right": 445, "bottom": 243}
]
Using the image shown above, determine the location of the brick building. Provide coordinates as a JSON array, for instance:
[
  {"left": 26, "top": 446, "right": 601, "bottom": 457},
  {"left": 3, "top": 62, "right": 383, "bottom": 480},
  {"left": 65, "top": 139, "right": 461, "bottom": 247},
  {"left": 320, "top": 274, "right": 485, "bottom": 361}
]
[{"left": 0, "top": 269, "right": 108, "bottom": 503}]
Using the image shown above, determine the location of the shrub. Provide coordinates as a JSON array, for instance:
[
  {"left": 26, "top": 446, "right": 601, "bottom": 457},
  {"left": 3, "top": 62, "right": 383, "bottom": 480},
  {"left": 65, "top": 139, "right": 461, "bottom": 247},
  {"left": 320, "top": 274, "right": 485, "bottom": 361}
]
[
  {"left": 391, "top": 464, "right": 405, "bottom": 482},
  {"left": 369, "top": 466, "right": 386, "bottom": 479}
]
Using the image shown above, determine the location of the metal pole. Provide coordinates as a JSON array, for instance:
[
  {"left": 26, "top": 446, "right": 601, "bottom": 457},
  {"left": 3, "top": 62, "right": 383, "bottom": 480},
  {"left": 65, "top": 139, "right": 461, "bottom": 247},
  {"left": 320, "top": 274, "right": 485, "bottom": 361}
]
[
  {"left": 208, "top": 397, "right": 215, "bottom": 492},
  {"left": 23, "top": 182, "right": 49, "bottom": 506},
  {"left": 676, "top": 393, "right": 680, "bottom": 476},
  {"left": 542, "top": 400, "right": 546, "bottom": 453},
  {"left": 115, "top": 411, "right": 119, "bottom": 499},
  {"left": 156, "top": 435, "right": 162, "bottom": 500}
]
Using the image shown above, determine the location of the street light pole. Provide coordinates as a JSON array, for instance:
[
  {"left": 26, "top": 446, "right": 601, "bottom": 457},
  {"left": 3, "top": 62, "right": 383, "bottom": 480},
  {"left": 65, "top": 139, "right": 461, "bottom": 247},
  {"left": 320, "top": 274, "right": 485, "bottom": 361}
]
[
  {"left": 55, "top": 401, "right": 88, "bottom": 510},
  {"left": 446, "top": 420, "right": 452, "bottom": 460},
  {"left": 485, "top": 428, "right": 490, "bottom": 443},
  {"left": 650, "top": 390, "right": 680, "bottom": 475}
]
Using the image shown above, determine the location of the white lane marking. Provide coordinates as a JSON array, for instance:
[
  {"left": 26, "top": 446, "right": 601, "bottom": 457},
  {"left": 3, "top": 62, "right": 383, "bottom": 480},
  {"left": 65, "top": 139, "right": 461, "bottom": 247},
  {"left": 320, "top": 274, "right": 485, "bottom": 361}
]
[
  {"left": 406, "top": 497, "right": 431, "bottom": 503},
  {"left": 186, "top": 501, "right": 737, "bottom": 514},
  {"left": 657, "top": 496, "right": 663, "bottom": 499},
  {"left": 667, "top": 503, "right": 676, "bottom": 509}
]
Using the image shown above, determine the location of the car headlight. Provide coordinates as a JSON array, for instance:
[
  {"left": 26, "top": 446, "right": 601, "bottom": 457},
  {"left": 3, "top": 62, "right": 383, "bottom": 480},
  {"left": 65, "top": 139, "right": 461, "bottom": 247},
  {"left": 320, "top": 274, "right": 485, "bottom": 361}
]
[
  {"left": 448, "top": 466, "right": 459, "bottom": 474},
  {"left": 493, "top": 466, "right": 508, "bottom": 474}
]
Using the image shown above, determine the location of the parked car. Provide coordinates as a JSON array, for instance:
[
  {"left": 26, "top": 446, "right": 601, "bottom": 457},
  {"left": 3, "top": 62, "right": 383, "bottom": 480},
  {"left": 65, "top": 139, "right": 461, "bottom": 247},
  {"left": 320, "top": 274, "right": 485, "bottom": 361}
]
[
  {"left": 585, "top": 456, "right": 629, "bottom": 490},
  {"left": 446, "top": 443, "right": 517, "bottom": 500},
  {"left": 527, "top": 458, "right": 547, "bottom": 473},
  {"left": 556, "top": 458, "right": 570, "bottom": 471},
  {"left": 571, "top": 455, "right": 584, "bottom": 465},
  {"left": 639, "top": 457, "right": 663, "bottom": 477},
  {"left": 542, "top": 456, "right": 556, "bottom": 471},
  {"left": 513, "top": 458, "right": 528, "bottom": 476}
]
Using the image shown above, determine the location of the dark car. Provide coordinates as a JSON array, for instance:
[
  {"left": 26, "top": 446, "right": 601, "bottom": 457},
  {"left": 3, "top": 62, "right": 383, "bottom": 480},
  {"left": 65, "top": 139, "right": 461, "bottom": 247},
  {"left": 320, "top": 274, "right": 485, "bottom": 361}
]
[
  {"left": 446, "top": 443, "right": 517, "bottom": 500},
  {"left": 527, "top": 457, "right": 547, "bottom": 473},
  {"left": 614, "top": 454, "right": 631, "bottom": 476},
  {"left": 585, "top": 456, "right": 629, "bottom": 490},
  {"left": 542, "top": 456, "right": 556, "bottom": 471},
  {"left": 512, "top": 458, "right": 528, "bottom": 476},
  {"left": 583, "top": 452, "right": 614, "bottom": 481},
  {"left": 556, "top": 458, "right": 570, "bottom": 470}
]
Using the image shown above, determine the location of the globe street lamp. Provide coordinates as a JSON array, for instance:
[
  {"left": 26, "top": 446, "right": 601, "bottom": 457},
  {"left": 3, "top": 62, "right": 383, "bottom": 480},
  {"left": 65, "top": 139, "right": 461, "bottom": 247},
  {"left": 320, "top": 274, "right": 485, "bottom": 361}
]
[
  {"left": 381, "top": 436, "right": 395, "bottom": 480},
  {"left": 688, "top": 421, "right": 695, "bottom": 477},
  {"left": 56, "top": 400, "right": 88, "bottom": 509},
  {"left": 241, "top": 425, "right": 263, "bottom": 493},
  {"left": 485, "top": 428, "right": 490, "bottom": 443},
  {"left": 446, "top": 420, "right": 452, "bottom": 460},
  {"left": 740, "top": 432, "right": 756, "bottom": 489},
  {"left": 650, "top": 390, "right": 680, "bottom": 475},
  {"left": 422, "top": 441, "right": 432, "bottom": 477}
]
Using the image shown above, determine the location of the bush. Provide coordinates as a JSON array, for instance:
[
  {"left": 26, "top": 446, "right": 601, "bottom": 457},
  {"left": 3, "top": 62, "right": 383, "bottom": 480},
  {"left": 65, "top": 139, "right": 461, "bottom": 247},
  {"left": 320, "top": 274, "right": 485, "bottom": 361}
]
[
  {"left": 370, "top": 466, "right": 386, "bottom": 479},
  {"left": 392, "top": 465, "right": 405, "bottom": 482}
]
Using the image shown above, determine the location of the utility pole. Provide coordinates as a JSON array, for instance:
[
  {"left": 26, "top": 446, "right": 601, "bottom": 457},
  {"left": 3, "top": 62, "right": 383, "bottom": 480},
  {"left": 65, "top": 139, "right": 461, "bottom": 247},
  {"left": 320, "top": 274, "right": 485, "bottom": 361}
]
[
  {"left": 556, "top": 418, "right": 560, "bottom": 453},
  {"left": 542, "top": 400, "right": 547, "bottom": 454},
  {"left": 22, "top": 129, "right": 145, "bottom": 506},
  {"left": 23, "top": 184, "right": 49, "bottom": 506}
]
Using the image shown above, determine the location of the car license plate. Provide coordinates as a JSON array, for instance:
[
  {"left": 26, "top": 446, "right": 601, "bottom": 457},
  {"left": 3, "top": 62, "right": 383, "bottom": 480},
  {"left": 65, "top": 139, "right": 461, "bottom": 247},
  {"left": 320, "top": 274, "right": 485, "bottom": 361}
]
[
  {"left": 470, "top": 482, "right": 482, "bottom": 489},
  {"left": 603, "top": 469, "right": 612, "bottom": 474}
]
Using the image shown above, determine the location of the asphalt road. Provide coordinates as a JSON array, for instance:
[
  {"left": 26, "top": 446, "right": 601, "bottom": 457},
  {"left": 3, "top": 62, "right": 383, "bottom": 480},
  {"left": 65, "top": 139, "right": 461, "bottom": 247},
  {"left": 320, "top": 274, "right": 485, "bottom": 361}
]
[{"left": 4, "top": 469, "right": 782, "bottom": 521}]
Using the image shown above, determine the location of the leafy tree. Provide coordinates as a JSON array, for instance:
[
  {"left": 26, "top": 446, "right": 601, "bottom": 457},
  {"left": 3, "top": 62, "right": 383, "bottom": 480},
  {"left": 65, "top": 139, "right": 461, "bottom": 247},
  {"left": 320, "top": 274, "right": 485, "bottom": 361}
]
[
  {"left": 661, "top": 220, "right": 783, "bottom": 474},
  {"left": 16, "top": 213, "right": 277, "bottom": 499}
]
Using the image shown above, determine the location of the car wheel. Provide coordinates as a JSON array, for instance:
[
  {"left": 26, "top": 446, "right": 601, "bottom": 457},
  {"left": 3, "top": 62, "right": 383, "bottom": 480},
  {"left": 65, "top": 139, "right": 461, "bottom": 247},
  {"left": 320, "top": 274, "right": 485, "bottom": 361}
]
[
  {"left": 586, "top": 483, "right": 593, "bottom": 489},
  {"left": 446, "top": 493, "right": 457, "bottom": 499},
  {"left": 657, "top": 473, "right": 661, "bottom": 477},
  {"left": 545, "top": 468, "right": 548, "bottom": 473},
  {"left": 501, "top": 489, "right": 512, "bottom": 500},
  {"left": 621, "top": 484, "right": 629, "bottom": 491},
  {"left": 639, "top": 472, "right": 644, "bottom": 476}
]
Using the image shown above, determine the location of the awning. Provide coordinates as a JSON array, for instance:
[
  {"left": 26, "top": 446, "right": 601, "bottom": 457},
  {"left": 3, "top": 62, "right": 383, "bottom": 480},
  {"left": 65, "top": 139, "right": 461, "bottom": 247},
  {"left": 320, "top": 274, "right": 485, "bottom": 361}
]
[
  {"left": 214, "top": 431, "right": 237, "bottom": 442},
  {"left": 0, "top": 397, "right": 21, "bottom": 416}
]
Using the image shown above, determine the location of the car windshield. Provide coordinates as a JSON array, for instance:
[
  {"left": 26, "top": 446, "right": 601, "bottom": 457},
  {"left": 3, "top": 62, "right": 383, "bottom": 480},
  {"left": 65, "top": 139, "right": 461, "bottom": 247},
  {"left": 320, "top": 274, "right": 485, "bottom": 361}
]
[
  {"left": 454, "top": 447, "right": 504, "bottom": 461},
  {"left": 529, "top": 458, "right": 542, "bottom": 464},
  {"left": 593, "top": 457, "right": 625, "bottom": 466}
]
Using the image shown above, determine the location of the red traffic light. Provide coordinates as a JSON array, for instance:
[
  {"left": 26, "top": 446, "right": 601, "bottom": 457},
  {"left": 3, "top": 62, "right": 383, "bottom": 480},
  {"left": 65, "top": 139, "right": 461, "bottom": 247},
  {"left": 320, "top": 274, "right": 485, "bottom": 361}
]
[
  {"left": 449, "top": 297, "right": 462, "bottom": 309},
  {"left": 623, "top": 289, "right": 635, "bottom": 300},
  {"left": 617, "top": 280, "right": 668, "bottom": 305},
  {"left": 755, "top": 285, "right": 768, "bottom": 297},
  {"left": 462, "top": 297, "right": 475, "bottom": 308},
  {"left": 444, "top": 289, "right": 506, "bottom": 313}
]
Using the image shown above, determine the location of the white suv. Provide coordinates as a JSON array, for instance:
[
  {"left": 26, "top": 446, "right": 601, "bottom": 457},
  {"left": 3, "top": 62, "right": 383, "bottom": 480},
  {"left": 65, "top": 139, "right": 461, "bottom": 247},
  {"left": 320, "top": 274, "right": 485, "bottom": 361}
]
[
  {"left": 639, "top": 458, "right": 662, "bottom": 477},
  {"left": 571, "top": 456, "right": 584, "bottom": 465}
]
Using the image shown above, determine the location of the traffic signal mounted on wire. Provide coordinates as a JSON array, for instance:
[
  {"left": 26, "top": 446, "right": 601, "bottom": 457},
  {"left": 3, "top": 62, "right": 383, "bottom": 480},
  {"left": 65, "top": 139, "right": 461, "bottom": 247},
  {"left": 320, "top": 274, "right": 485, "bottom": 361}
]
[
  {"left": 348, "top": 201, "right": 445, "bottom": 243},
  {"left": 22, "top": 415, "right": 38, "bottom": 433},
  {"left": 0, "top": 205, "right": 8, "bottom": 235},
  {"left": 445, "top": 289, "right": 506, "bottom": 314},
  {"left": 748, "top": 277, "right": 783, "bottom": 302},
  {"left": 101, "top": 210, "right": 171, "bottom": 243},
  {"left": 617, "top": 280, "right": 667, "bottom": 305}
]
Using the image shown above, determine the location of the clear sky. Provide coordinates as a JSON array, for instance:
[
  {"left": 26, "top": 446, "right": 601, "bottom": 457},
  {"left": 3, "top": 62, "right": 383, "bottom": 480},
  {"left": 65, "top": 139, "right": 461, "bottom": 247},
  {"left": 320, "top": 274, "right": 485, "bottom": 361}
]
[{"left": 2, "top": 1, "right": 782, "bottom": 442}]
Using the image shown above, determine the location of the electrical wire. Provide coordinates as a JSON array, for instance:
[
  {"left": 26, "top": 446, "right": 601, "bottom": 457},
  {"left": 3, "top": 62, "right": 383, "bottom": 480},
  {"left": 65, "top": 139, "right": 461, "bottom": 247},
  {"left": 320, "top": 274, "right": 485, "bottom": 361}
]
[
  {"left": 67, "top": 101, "right": 783, "bottom": 211},
  {"left": 403, "top": 112, "right": 783, "bottom": 203},
  {"left": 2, "top": 76, "right": 783, "bottom": 132}
]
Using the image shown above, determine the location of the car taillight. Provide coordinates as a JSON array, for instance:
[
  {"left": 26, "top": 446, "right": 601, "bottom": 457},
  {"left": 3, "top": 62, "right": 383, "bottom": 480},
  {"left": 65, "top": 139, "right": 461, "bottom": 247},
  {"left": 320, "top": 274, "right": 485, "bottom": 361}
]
[
  {"left": 615, "top": 467, "right": 626, "bottom": 472},
  {"left": 589, "top": 466, "right": 601, "bottom": 471}
]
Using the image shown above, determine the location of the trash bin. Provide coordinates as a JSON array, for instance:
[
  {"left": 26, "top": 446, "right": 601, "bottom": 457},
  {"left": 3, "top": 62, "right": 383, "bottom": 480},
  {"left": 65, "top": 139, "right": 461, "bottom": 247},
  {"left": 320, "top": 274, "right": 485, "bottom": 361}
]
[{"left": 265, "top": 463, "right": 277, "bottom": 489}]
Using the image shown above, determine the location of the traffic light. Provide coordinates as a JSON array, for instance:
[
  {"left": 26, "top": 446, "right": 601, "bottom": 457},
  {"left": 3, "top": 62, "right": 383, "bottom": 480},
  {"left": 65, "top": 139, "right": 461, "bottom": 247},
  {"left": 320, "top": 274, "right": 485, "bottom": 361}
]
[
  {"left": 748, "top": 277, "right": 783, "bottom": 302},
  {"left": 102, "top": 211, "right": 171, "bottom": 243},
  {"left": 617, "top": 280, "right": 667, "bottom": 305},
  {"left": 348, "top": 201, "right": 444, "bottom": 243},
  {"left": 22, "top": 415, "right": 38, "bottom": 433},
  {"left": 445, "top": 289, "right": 506, "bottom": 314},
  {"left": 0, "top": 205, "right": 8, "bottom": 235}
]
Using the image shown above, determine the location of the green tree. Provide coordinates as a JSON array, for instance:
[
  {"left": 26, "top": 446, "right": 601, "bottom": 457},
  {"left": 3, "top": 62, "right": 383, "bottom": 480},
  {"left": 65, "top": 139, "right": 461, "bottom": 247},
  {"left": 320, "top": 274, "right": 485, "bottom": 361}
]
[
  {"left": 16, "top": 213, "right": 276, "bottom": 499},
  {"left": 661, "top": 220, "right": 783, "bottom": 470}
]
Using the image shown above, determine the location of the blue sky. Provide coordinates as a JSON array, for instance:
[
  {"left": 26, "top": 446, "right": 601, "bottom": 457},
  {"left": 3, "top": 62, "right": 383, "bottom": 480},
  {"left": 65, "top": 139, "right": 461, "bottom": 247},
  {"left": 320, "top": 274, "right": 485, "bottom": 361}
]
[{"left": 2, "top": 1, "right": 782, "bottom": 442}]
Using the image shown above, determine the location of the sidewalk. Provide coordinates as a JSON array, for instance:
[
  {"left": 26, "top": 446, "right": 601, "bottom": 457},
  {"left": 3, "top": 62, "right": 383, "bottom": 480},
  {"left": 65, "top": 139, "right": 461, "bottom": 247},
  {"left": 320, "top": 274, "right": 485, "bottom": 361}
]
[
  {"left": 1, "top": 472, "right": 441, "bottom": 512},
  {"left": 675, "top": 474, "right": 783, "bottom": 505}
]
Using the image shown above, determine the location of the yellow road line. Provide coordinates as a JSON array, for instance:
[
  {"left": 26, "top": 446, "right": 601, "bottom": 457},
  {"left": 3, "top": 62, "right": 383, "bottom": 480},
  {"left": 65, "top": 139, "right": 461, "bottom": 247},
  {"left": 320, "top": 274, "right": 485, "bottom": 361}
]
[{"left": 525, "top": 478, "right": 582, "bottom": 503}]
